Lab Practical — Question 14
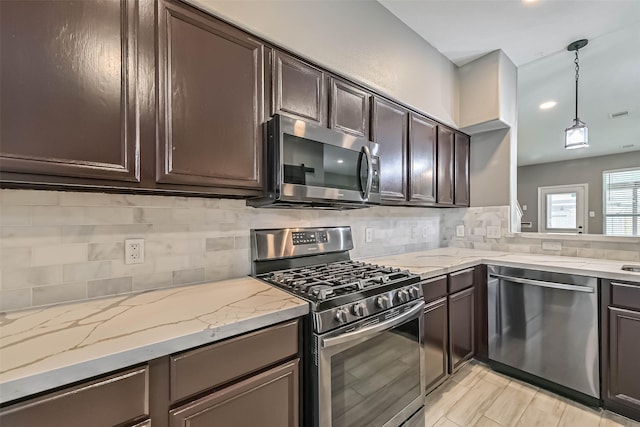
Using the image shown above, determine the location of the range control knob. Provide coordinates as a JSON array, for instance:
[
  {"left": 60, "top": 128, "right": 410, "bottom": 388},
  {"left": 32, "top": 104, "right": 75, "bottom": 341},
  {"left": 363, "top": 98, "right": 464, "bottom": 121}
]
[
  {"left": 376, "top": 295, "right": 391, "bottom": 309},
  {"left": 335, "top": 308, "right": 349, "bottom": 323},
  {"left": 396, "top": 290, "right": 410, "bottom": 303},
  {"left": 408, "top": 286, "right": 420, "bottom": 299},
  {"left": 350, "top": 302, "right": 365, "bottom": 317}
]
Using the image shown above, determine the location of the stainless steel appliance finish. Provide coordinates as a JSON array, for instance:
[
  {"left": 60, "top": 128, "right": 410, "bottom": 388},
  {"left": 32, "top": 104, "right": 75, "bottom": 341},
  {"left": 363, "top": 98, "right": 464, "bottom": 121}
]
[
  {"left": 316, "top": 299, "right": 424, "bottom": 427},
  {"left": 487, "top": 265, "right": 599, "bottom": 398},
  {"left": 251, "top": 226, "right": 425, "bottom": 427},
  {"left": 248, "top": 114, "right": 381, "bottom": 209}
]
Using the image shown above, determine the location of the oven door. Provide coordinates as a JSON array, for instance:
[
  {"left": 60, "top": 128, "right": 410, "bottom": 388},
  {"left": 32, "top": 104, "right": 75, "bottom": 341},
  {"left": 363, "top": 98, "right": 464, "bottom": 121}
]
[{"left": 315, "top": 300, "right": 425, "bottom": 427}]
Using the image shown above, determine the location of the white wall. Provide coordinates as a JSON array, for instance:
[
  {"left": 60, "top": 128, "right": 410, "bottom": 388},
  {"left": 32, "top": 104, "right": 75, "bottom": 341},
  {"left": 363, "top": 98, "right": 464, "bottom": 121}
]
[{"left": 186, "top": 0, "right": 460, "bottom": 126}]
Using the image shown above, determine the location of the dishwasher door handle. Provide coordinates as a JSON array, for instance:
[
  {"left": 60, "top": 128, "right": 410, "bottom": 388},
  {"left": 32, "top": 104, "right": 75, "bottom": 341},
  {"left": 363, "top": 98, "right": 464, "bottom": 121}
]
[{"left": 490, "top": 273, "right": 594, "bottom": 293}]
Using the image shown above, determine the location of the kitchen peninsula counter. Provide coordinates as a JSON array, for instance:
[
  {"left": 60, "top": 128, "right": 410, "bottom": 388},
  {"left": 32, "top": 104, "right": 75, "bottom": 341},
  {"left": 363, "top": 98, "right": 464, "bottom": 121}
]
[
  {"left": 365, "top": 247, "right": 640, "bottom": 283},
  {"left": 0, "top": 277, "right": 308, "bottom": 404}
]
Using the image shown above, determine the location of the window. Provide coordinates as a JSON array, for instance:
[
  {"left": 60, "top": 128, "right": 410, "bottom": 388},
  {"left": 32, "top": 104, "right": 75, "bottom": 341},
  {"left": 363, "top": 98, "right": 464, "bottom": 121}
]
[
  {"left": 538, "top": 184, "right": 587, "bottom": 234},
  {"left": 603, "top": 168, "right": 640, "bottom": 236}
]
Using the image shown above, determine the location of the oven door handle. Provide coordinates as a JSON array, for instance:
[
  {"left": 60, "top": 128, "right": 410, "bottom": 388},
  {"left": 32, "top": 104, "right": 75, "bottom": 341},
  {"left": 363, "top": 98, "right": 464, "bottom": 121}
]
[{"left": 321, "top": 301, "right": 424, "bottom": 349}]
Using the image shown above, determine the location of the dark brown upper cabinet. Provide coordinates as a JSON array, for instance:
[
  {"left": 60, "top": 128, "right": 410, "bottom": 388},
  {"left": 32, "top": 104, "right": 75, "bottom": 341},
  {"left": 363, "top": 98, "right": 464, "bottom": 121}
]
[
  {"left": 156, "top": 0, "right": 264, "bottom": 192},
  {"left": 437, "top": 126, "right": 455, "bottom": 205},
  {"left": 372, "top": 97, "right": 408, "bottom": 203},
  {"left": 408, "top": 113, "right": 437, "bottom": 205},
  {"left": 0, "top": 0, "right": 142, "bottom": 182},
  {"left": 454, "top": 132, "right": 470, "bottom": 207},
  {"left": 329, "top": 78, "right": 371, "bottom": 138},
  {"left": 272, "top": 50, "right": 327, "bottom": 127}
]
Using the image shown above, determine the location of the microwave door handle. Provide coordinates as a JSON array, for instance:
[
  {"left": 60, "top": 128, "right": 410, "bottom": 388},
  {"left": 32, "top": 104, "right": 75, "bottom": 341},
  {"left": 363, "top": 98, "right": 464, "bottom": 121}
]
[
  {"left": 361, "top": 145, "right": 373, "bottom": 199},
  {"left": 321, "top": 301, "right": 424, "bottom": 349}
]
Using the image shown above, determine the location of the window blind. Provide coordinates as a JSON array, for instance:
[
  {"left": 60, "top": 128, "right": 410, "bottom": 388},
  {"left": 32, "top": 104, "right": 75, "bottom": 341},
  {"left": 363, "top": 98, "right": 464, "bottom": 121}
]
[{"left": 603, "top": 168, "right": 640, "bottom": 236}]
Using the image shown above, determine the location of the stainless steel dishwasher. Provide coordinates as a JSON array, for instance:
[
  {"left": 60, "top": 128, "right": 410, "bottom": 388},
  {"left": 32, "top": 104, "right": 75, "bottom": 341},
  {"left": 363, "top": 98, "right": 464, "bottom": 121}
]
[{"left": 487, "top": 265, "right": 599, "bottom": 401}]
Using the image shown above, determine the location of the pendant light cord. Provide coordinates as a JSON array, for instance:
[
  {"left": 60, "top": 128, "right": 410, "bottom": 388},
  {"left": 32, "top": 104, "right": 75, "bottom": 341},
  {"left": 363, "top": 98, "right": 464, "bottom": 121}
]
[{"left": 574, "top": 49, "right": 580, "bottom": 122}]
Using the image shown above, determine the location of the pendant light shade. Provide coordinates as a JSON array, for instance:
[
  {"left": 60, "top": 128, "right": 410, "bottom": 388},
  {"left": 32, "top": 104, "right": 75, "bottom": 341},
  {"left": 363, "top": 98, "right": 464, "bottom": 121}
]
[
  {"left": 565, "top": 120, "right": 588, "bottom": 149},
  {"left": 565, "top": 39, "right": 589, "bottom": 150}
]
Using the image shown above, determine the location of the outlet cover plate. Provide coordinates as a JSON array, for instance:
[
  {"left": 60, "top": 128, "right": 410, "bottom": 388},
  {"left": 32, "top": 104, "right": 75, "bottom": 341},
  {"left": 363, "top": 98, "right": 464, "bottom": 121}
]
[
  {"left": 456, "top": 225, "right": 465, "bottom": 237},
  {"left": 365, "top": 228, "right": 374, "bottom": 243},
  {"left": 125, "top": 238, "right": 145, "bottom": 264}
]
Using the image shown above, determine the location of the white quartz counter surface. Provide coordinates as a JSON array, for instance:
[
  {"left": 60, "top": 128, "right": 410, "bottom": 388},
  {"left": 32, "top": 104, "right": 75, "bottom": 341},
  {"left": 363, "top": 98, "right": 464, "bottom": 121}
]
[
  {"left": 364, "top": 247, "right": 640, "bottom": 282},
  {"left": 0, "top": 277, "right": 308, "bottom": 404}
]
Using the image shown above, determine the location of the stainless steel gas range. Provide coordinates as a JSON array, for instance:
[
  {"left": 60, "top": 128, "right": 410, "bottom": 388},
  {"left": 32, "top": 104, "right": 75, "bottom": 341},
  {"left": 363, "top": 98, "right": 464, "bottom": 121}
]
[{"left": 251, "top": 226, "right": 425, "bottom": 427}]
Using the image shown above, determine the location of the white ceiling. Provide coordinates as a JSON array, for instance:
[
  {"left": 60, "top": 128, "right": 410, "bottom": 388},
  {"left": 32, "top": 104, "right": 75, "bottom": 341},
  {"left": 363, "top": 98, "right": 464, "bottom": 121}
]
[{"left": 378, "top": 0, "right": 640, "bottom": 166}]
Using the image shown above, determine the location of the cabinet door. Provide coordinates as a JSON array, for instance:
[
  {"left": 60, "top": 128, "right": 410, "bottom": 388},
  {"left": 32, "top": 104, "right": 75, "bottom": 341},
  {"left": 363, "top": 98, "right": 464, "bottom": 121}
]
[
  {"left": 437, "top": 126, "right": 455, "bottom": 205},
  {"left": 408, "top": 113, "right": 437, "bottom": 204},
  {"left": 272, "top": 50, "right": 327, "bottom": 126},
  {"left": 169, "top": 359, "right": 299, "bottom": 427},
  {"left": 0, "top": 0, "right": 141, "bottom": 182},
  {"left": 454, "top": 133, "right": 470, "bottom": 206},
  {"left": 423, "top": 298, "right": 449, "bottom": 394},
  {"left": 372, "top": 97, "right": 408, "bottom": 202},
  {"left": 608, "top": 307, "right": 640, "bottom": 413},
  {"left": 449, "top": 287, "right": 475, "bottom": 372},
  {"left": 329, "top": 78, "right": 371, "bottom": 138},
  {"left": 157, "top": 0, "right": 264, "bottom": 191}
]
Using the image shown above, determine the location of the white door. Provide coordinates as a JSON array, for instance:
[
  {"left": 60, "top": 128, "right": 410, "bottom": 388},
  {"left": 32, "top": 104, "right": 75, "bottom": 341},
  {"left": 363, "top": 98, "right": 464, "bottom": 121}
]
[{"left": 538, "top": 184, "right": 588, "bottom": 234}]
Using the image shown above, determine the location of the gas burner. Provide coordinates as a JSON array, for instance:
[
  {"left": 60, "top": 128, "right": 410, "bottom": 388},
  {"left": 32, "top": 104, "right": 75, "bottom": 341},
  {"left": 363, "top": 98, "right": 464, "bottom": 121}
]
[{"left": 308, "top": 285, "right": 335, "bottom": 300}]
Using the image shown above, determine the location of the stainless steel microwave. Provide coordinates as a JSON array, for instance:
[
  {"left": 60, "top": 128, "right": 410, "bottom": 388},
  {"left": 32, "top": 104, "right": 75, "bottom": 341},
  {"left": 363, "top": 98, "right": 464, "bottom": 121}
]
[{"left": 248, "top": 115, "right": 380, "bottom": 209}]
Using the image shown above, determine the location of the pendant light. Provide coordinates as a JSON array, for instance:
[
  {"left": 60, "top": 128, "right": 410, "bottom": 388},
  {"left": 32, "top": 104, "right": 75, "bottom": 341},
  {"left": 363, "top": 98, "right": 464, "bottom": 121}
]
[{"left": 564, "top": 39, "right": 589, "bottom": 149}]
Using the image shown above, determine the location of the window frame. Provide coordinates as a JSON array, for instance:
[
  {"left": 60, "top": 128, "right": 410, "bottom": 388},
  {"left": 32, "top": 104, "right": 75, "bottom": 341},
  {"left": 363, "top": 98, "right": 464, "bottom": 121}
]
[{"left": 603, "top": 167, "right": 640, "bottom": 237}]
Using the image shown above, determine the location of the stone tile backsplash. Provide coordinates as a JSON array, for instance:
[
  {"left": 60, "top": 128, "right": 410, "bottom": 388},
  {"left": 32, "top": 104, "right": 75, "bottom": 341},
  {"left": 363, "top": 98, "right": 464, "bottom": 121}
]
[
  {"left": 0, "top": 189, "right": 446, "bottom": 311},
  {"left": 444, "top": 205, "right": 640, "bottom": 262}
]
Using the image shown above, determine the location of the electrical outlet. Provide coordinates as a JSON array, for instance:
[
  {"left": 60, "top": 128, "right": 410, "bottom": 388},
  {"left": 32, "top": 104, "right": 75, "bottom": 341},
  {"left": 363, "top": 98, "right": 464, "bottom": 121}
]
[
  {"left": 522, "top": 204, "right": 528, "bottom": 211},
  {"left": 365, "top": 228, "right": 374, "bottom": 243},
  {"left": 422, "top": 227, "right": 428, "bottom": 238},
  {"left": 125, "top": 238, "right": 145, "bottom": 264},
  {"left": 456, "top": 225, "right": 465, "bottom": 237},
  {"left": 411, "top": 227, "right": 419, "bottom": 239},
  {"left": 487, "top": 226, "right": 501, "bottom": 239},
  {"left": 589, "top": 211, "right": 596, "bottom": 218}
]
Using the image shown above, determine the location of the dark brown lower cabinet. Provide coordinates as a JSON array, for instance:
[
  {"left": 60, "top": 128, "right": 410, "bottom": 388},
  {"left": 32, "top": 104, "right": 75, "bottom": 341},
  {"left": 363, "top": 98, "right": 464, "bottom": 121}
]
[
  {"left": 423, "top": 297, "right": 448, "bottom": 394},
  {"left": 602, "top": 279, "right": 640, "bottom": 421},
  {"left": 421, "top": 269, "right": 477, "bottom": 395},
  {"left": 0, "top": 366, "right": 149, "bottom": 427},
  {"left": 449, "top": 286, "right": 475, "bottom": 372},
  {"left": 169, "top": 359, "right": 299, "bottom": 427}
]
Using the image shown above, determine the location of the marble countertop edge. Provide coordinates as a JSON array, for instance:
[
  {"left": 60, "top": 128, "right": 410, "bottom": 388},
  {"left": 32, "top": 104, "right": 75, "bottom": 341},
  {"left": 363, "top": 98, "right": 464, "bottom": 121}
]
[{"left": 0, "top": 303, "right": 308, "bottom": 405}]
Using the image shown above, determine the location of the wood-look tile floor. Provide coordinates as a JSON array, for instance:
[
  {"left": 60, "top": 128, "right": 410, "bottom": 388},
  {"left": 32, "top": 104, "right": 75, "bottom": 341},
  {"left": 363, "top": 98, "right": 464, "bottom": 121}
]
[{"left": 424, "top": 361, "right": 640, "bottom": 427}]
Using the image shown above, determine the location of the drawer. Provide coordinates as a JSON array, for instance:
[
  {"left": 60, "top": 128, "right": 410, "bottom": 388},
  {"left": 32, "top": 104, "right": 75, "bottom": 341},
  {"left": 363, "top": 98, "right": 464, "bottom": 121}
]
[
  {"left": 0, "top": 366, "right": 148, "bottom": 427},
  {"left": 449, "top": 267, "right": 475, "bottom": 294},
  {"left": 170, "top": 320, "right": 299, "bottom": 402},
  {"left": 421, "top": 276, "right": 447, "bottom": 303},
  {"left": 611, "top": 281, "right": 640, "bottom": 311}
]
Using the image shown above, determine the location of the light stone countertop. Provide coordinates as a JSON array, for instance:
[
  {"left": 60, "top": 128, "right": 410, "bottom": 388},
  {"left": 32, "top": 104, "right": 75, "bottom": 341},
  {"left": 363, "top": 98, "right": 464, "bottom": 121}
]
[
  {"left": 0, "top": 277, "right": 308, "bottom": 404},
  {"left": 364, "top": 247, "right": 640, "bottom": 283},
  {"left": 2, "top": 247, "right": 639, "bottom": 406}
]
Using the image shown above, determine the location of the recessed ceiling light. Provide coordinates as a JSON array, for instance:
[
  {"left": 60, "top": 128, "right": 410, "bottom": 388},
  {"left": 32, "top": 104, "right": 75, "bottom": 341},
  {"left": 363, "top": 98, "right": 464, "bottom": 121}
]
[
  {"left": 523, "top": 0, "right": 538, "bottom": 3},
  {"left": 337, "top": 159, "right": 344, "bottom": 164},
  {"left": 539, "top": 101, "right": 557, "bottom": 110}
]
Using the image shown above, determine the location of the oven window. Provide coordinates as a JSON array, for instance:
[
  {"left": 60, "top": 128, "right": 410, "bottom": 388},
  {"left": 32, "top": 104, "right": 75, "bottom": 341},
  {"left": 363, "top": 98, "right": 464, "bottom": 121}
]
[
  {"left": 283, "top": 134, "right": 361, "bottom": 191},
  {"left": 330, "top": 319, "right": 421, "bottom": 427}
]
